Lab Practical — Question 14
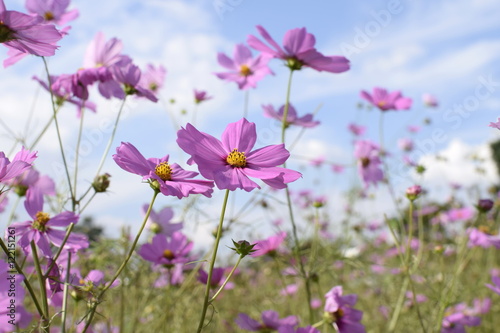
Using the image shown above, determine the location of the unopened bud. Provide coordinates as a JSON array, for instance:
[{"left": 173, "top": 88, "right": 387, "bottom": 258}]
[{"left": 92, "top": 173, "right": 111, "bottom": 193}]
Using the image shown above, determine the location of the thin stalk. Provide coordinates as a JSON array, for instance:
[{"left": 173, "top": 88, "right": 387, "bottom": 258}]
[
  {"left": 44, "top": 223, "right": 75, "bottom": 278},
  {"left": 210, "top": 253, "right": 243, "bottom": 302},
  {"left": 243, "top": 90, "right": 249, "bottom": 119},
  {"left": 42, "top": 57, "right": 75, "bottom": 208},
  {"left": 387, "top": 277, "right": 410, "bottom": 332},
  {"left": 31, "top": 241, "right": 50, "bottom": 332},
  {"left": 6, "top": 195, "right": 21, "bottom": 226},
  {"left": 94, "top": 98, "right": 127, "bottom": 178},
  {"left": 28, "top": 105, "right": 61, "bottom": 150},
  {"left": 196, "top": 189, "right": 230, "bottom": 333},
  {"left": 81, "top": 189, "right": 159, "bottom": 333},
  {"left": 73, "top": 108, "right": 86, "bottom": 203},
  {"left": 0, "top": 238, "right": 44, "bottom": 318},
  {"left": 61, "top": 252, "right": 72, "bottom": 333},
  {"left": 281, "top": 70, "right": 294, "bottom": 144}
]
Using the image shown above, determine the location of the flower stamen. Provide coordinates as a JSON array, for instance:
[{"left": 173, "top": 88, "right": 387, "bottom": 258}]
[
  {"left": 155, "top": 162, "right": 172, "bottom": 181},
  {"left": 163, "top": 249, "right": 175, "bottom": 260},
  {"left": 226, "top": 149, "right": 247, "bottom": 168},
  {"left": 240, "top": 64, "right": 252, "bottom": 76},
  {"left": 33, "top": 211, "right": 50, "bottom": 232}
]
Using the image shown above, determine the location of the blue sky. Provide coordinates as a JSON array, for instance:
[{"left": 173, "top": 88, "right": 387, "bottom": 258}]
[{"left": 1, "top": 0, "right": 500, "bottom": 245}]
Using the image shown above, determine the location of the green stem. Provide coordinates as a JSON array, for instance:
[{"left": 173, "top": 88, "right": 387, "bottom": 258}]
[
  {"left": 42, "top": 57, "right": 75, "bottom": 209},
  {"left": 81, "top": 190, "right": 159, "bottom": 333},
  {"left": 243, "top": 90, "right": 249, "bottom": 119},
  {"left": 28, "top": 105, "right": 61, "bottom": 150},
  {"left": 73, "top": 107, "right": 86, "bottom": 204},
  {"left": 94, "top": 98, "right": 127, "bottom": 178},
  {"left": 196, "top": 189, "right": 230, "bottom": 333},
  {"left": 44, "top": 223, "right": 75, "bottom": 278},
  {"left": 0, "top": 238, "right": 44, "bottom": 318},
  {"left": 209, "top": 253, "right": 243, "bottom": 303},
  {"left": 61, "top": 252, "right": 72, "bottom": 333},
  {"left": 387, "top": 277, "right": 409, "bottom": 332},
  {"left": 281, "top": 70, "right": 294, "bottom": 144},
  {"left": 31, "top": 241, "right": 50, "bottom": 332}
]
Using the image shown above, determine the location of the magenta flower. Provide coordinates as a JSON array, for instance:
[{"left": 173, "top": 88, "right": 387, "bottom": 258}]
[
  {"left": 113, "top": 142, "right": 214, "bottom": 198},
  {"left": 105, "top": 61, "right": 158, "bottom": 102},
  {"left": 467, "top": 227, "right": 500, "bottom": 249},
  {"left": 348, "top": 123, "right": 366, "bottom": 136},
  {"left": 0, "top": 0, "right": 62, "bottom": 65},
  {"left": 34, "top": 74, "right": 97, "bottom": 116},
  {"left": 176, "top": 118, "right": 301, "bottom": 191},
  {"left": 489, "top": 118, "right": 500, "bottom": 130},
  {"left": 422, "top": 93, "right": 438, "bottom": 108},
  {"left": 398, "top": 138, "right": 414, "bottom": 152},
  {"left": 263, "top": 104, "right": 320, "bottom": 128},
  {"left": 235, "top": 310, "right": 298, "bottom": 331},
  {"left": 194, "top": 89, "right": 212, "bottom": 104},
  {"left": 138, "top": 232, "right": 193, "bottom": 268},
  {"left": 354, "top": 140, "right": 384, "bottom": 188},
  {"left": 0, "top": 147, "right": 36, "bottom": 185},
  {"left": 25, "top": 0, "right": 79, "bottom": 26},
  {"left": 441, "top": 311, "right": 480, "bottom": 333},
  {"left": 407, "top": 125, "right": 421, "bottom": 133},
  {"left": 7, "top": 167, "right": 55, "bottom": 198},
  {"left": 279, "top": 326, "right": 320, "bottom": 333},
  {"left": 486, "top": 275, "right": 500, "bottom": 295},
  {"left": 215, "top": 43, "right": 273, "bottom": 90},
  {"left": 197, "top": 267, "right": 233, "bottom": 290},
  {"left": 360, "top": 87, "right": 412, "bottom": 111},
  {"left": 138, "top": 63, "right": 167, "bottom": 97},
  {"left": 251, "top": 231, "right": 287, "bottom": 257},
  {"left": 248, "top": 25, "right": 350, "bottom": 73},
  {"left": 143, "top": 204, "right": 183, "bottom": 236},
  {"left": 9, "top": 192, "right": 88, "bottom": 257},
  {"left": 324, "top": 286, "right": 366, "bottom": 333}
]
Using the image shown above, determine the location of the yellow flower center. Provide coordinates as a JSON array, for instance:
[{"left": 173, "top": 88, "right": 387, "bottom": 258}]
[
  {"left": 377, "top": 101, "right": 386, "bottom": 108},
  {"left": 163, "top": 249, "right": 175, "bottom": 260},
  {"left": 479, "top": 225, "right": 498, "bottom": 235},
  {"left": 33, "top": 211, "right": 50, "bottom": 232},
  {"left": 155, "top": 162, "right": 172, "bottom": 181},
  {"left": 44, "top": 11, "right": 55, "bottom": 21},
  {"left": 334, "top": 308, "right": 344, "bottom": 320},
  {"left": 226, "top": 149, "right": 247, "bottom": 168},
  {"left": 149, "top": 82, "right": 158, "bottom": 92},
  {"left": 240, "top": 64, "right": 252, "bottom": 76}
]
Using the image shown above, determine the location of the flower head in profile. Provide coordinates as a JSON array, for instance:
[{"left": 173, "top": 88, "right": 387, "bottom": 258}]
[
  {"left": 486, "top": 274, "right": 500, "bottom": 295},
  {"left": 422, "top": 93, "right": 438, "bottom": 108},
  {"left": 138, "top": 63, "right": 167, "bottom": 97},
  {"left": 354, "top": 140, "right": 384, "bottom": 188},
  {"left": 360, "top": 87, "right": 412, "bottom": 111},
  {"left": 263, "top": 104, "right": 320, "bottom": 128},
  {"left": 9, "top": 191, "right": 88, "bottom": 257},
  {"left": 0, "top": 147, "right": 37, "bottom": 185},
  {"left": 0, "top": 0, "right": 62, "bottom": 66},
  {"left": 489, "top": 118, "right": 500, "bottom": 130},
  {"left": 348, "top": 123, "right": 366, "bottom": 136},
  {"left": 176, "top": 118, "right": 301, "bottom": 192},
  {"left": 113, "top": 142, "right": 214, "bottom": 198},
  {"left": 235, "top": 310, "right": 298, "bottom": 331},
  {"left": 194, "top": 89, "right": 212, "bottom": 104},
  {"left": 248, "top": 25, "right": 350, "bottom": 73},
  {"left": 324, "top": 286, "right": 366, "bottom": 333},
  {"left": 138, "top": 232, "right": 193, "bottom": 268},
  {"left": 215, "top": 43, "right": 273, "bottom": 90}
]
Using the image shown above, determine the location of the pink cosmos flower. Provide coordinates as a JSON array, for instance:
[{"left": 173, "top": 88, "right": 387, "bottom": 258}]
[
  {"left": 348, "top": 123, "right": 366, "bottom": 136},
  {"left": 422, "top": 93, "right": 438, "bottom": 108},
  {"left": 9, "top": 191, "right": 88, "bottom": 257},
  {"left": 34, "top": 75, "right": 97, "bottom": 116},
  {"left": 467, "top": 227, "right": 500, "bottom": 249},
  {"left": 360, "top": 87, "right": 412, "bottom": 111},
  {"left": 25, "top": 0, "right": 79, "bottom": 26},
  {"left": 235, "top": 310, "right": 298, "bottom": 331},
  {"left": 354, "top": 140, "right": 384, "bottom": 188},
  {"left": 194, "top": 89, "right": 212, "bottom": 104},
  {"left": 138, "top": 63, "right": 167, "bottom": 97},
  {"left": 407, "top": 125, "right": 421, "bottom": 133},
  {"left": 486, "top": 275, "right": 500, "bottom": 295},
  {"left": 215, "top": 43, "right": 273, "bottom": 90},
  {"left": 106, "top": 61, "right": 158, "bottom": 102},
  {"left": 279, "top": 326, "right": 320, "bottom": 333},
  {"left": 251, "top": 231, "right": 287, "bottom": 257},
  {"left": 0, "top": 0, "right": 62, "bottom": 66},
  {"left": 0, "top": 147, "right": 36, "bottom": 185},
  {"left": 398, "top": 138, "right": 414, "bottom": 152},
  {"left": 143, "top": 205, "right": 183, "bottom": 236},
  {"left": 113, "top": 142, "right": 214, "bottom": 198},
  {"left": 176, "top": 118, "right": 301, "bottom": 192},
  {"left": 7, "top": 167, "right": 55, "bottom": 198},
  {"left": 138, "top": 232, "right": 193, "bottom": 268},
  {"left": 489, "top": 118, "right": 500, "bottom": 130},
  {"left": 247, "top": 25, "right": 350, "bottom": 73},
  {"left": 197, "top": 267, "right": 234, "bottom": 290},
  {"left": 332, "top": 164, "right": 345, "bottom": 173},
  {"left": 263, "top": 104, "right": 320, "bottom": 128},
  {"left": 441, "top": 311, "right": 480, "bottom": 333},
  {"left": 324, "top": 286, "right": 366, "bottom": 333}
]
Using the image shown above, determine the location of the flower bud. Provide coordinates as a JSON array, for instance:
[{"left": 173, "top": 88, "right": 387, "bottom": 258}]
[
  {"left": 229, "top": 239, "right": 257, "bottom": 257},
  {"left": 476, "top": 199, "right": 494, "bottom": 213},
  {"left": 406, "top": 185, "right": 422, "bottom": 201},
  {"left": 92, "top": 173, "right": 111, "bottom": 193}
]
